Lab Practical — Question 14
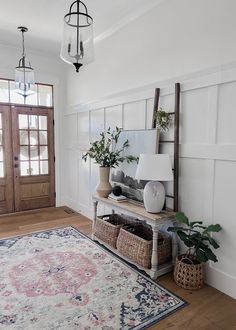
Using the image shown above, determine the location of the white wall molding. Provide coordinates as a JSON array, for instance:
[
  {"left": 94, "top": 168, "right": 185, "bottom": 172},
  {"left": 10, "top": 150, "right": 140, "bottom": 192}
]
[
  {"left": 66, "top": 60, "right": 236, "bottom": 115},
  {"left": 181, "top": 144, "right": 236, "bottom": 161}
]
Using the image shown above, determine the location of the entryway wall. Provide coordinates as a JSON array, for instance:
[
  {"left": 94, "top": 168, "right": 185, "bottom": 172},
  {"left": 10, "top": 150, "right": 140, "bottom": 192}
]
[{"left": 61, "top": 62, "right": 236, "bottom": 299}]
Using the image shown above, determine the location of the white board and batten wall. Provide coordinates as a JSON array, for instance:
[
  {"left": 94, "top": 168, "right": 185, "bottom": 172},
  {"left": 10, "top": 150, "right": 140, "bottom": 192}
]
[{"left": 61, "top": 62, "right": 236, "bottom": 299}]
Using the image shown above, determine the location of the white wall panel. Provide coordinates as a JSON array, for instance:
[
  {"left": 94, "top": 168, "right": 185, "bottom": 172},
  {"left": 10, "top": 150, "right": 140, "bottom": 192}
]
[
  {"left": 64, "top": 114, "right": 77, "bottom": 148},
  {"left": 78, "top": 151, "right": 90, "bottom": 209},
  {"left": 213, "top": 160, "right": 236, "bottom": 277},
  {"left": 217, "top": 82, "right": 236, "bottom": 144},
  {"left": 78, "top": 111, "right": 90, "bottom": 150},
  {"left": 123, "top": 100, "right": 146, "bottom": 130},
  {"left": 65, "top": 150, "right": 78, "bottom": 208},
  {"left": 179, "top": 158, "right": 211, "bottom": 219},
  {"left": 90, "top": 108, "right": 105, "bottom": 141},
  {"left": 105, "top": 105, "right": 123, "bottom": 130},
  {"left": 181, "top": 88, "right": 209, "bottom": 144}
]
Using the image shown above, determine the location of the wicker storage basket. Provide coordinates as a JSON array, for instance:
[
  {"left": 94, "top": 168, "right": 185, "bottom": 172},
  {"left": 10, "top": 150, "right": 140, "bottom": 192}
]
[
  {"left": 174, "top": 254, "right": 204, "bottom": 290},
  {"left": 94, "top": 214, "right": 138, "bottom": 248},
  {"left": 116, "top": 223, "right": 172, "bottom": 268}
]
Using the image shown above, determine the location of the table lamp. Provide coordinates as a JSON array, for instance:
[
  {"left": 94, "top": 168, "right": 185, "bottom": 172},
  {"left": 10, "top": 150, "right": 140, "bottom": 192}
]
[{"left": 135, "top": 154, "right": 173, "bottom": 213}]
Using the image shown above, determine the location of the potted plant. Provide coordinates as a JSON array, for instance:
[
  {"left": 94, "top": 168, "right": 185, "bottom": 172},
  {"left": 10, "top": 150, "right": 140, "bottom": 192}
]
[
  {"left": 82, "top": 127, "right": 137, "bottom": 198},
  {"left": 168, "top": 212, "right": 222, "bottom": 290}
]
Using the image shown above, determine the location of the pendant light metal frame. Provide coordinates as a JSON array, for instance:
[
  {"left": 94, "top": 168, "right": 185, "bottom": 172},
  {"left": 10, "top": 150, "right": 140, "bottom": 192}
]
[
  {"left": 61, "top": 0, "right": 94, "bottom": 72},
  {"left": 15, "top": 26, "right": 35, "bottom": 98}
]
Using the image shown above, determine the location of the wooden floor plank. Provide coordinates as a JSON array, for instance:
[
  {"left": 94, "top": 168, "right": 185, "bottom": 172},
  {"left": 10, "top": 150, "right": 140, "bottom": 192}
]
[{"left": 0, "top": 207, "right": 235, "bottom": 330}]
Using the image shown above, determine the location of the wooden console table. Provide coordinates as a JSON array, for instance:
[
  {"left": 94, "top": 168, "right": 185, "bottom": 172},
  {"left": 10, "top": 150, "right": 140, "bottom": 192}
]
[{"left": 92, "top": 195, "right": 178, "bottom": 280}]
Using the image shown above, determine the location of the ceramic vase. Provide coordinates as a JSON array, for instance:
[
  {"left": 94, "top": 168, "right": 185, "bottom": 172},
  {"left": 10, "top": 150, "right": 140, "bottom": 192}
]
[{"left": 96, "top": 167, "right": 112, "bottom": 198}]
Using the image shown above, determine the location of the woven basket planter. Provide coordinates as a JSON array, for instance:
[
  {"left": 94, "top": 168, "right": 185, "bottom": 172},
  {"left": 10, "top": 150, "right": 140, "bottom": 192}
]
[
  {"left": 174, "top": 254, "right": 204, "bottom": 290},
  {"left": 117, "top": 223, "right": 172, "bottom": 269},
  {"left": 94, "top": 214, "right": 138, "bottom": 248}
]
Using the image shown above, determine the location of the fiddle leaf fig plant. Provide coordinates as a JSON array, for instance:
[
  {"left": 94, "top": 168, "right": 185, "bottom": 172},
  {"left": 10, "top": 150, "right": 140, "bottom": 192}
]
[
  {"left": 82, "top": 127, "right": 137, "bottom": 167},
  {"left": 167, "top": 212, "right": 222, "bottom": 264},
  {"left": 155, "top": 108, "right": 172, "bottom": 131}
]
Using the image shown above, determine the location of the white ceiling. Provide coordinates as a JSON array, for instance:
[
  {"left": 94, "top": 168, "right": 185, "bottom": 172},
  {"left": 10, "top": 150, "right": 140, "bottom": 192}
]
[{"left": 0, "top": 0, "right": 164, "bottom": 55}]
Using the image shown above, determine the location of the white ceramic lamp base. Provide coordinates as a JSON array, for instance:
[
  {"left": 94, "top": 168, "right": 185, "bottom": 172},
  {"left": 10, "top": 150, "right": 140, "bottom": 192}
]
[{"left": 143, "top": 181, "right": 165, "bottom": 213}]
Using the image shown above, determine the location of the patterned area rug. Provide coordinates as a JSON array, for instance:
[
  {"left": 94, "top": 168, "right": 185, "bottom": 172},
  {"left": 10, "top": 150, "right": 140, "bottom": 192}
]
[{"left": 0, "top": 227, "right": 186, "bottom": 329}]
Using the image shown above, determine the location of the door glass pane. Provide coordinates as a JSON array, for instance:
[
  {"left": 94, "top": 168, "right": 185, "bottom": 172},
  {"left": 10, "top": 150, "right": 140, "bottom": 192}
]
[
  {"left": 30, "top": 146, "right": 39, "bottom": 160},
  {"left": 0, "top": 113, "right": 2, "bottom": 129},
  {"left": 38, "top": 85, "right": 53, "bottom": 107},
  {"left": 0, "top": 130, "right": 2, "bottom": 145},
  {"left": 0, "top": 162, "right": 4, "bottom": 178},
  {"left": 0, "top": 80, "right": 9, "bottom": 103},
  {"left": 0, "top": 146, "right": 4, "bottom": 162},
  {"left": 30, "top": 161, "right": 39, "bottom": 175},
  {"left": 39, "top": 131, "right": 47, "bottom": 145},
  {"left": 19, "top": 130, "right": 29, "bottom": 145},
  {"left": 29, "top": 115, "right": 38, "bottom": 129},
  {"left": 40, "top": 146, "right": 48, "bottom": 160},
  {"left": 20, "top": 146, "right": 29, "bottom": 160},
  {"left": 40, "top": 161, "right": 49, "bottom": 175},
  {"left": 39, "top": 116, "right": 47, "bottom": 130},
  {"left": 19, "top": 114, "right": 28, "bottom": 129},
  {"left": 20, "top": 161, "right": 30, "bottom": 176},
  {"left": 30, "top": 131, "right": 38, "bottom": 145}
]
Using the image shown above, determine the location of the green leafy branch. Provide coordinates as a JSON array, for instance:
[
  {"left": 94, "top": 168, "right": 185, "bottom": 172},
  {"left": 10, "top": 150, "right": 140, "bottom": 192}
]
[{"left": 82, "top": 127, "right": 138, "bottom": 167}]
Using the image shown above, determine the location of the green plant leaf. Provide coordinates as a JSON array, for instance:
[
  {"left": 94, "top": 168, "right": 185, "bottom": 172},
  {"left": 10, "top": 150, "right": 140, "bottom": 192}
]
[
  {"left": 203, "top": 246, "right": 218, "bottom": 262},
  {"left": 177, "top": 231, "right": 194, "bottom": 248},
  {"left": 176, "top": 212, "right": 189, "bottom": 225},
  {"left": 196, "top": 249, "right": 208, "bottom": 263},
  {"left": 205, "top": 224, "right": 222, "bottom": 232}
]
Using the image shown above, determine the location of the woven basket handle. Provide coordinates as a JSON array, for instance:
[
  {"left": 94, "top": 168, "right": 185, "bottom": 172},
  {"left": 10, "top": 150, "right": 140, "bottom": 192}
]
[{"left": 179, "top": 255, "right": 194, "bottom": 265}]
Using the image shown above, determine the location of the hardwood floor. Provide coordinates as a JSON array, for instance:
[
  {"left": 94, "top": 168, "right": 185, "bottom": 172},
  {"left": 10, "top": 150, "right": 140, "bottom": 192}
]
[{"left": 0, "top": 207, "right": 235, "bottom": 330}]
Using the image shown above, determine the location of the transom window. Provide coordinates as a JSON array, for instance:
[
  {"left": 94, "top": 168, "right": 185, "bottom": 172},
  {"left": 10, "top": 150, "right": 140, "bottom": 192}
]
[{"left": 0, "top": 79, "right": 53, "bottom": 107}]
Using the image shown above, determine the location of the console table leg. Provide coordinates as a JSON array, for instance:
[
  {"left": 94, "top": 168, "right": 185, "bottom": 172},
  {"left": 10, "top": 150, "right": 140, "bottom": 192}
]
[
  {"left": 150, "top": 226, "right": 159, "bottom": 280},
  {"left": 92, "top": 201, "right": 98, "bottom": 240}
]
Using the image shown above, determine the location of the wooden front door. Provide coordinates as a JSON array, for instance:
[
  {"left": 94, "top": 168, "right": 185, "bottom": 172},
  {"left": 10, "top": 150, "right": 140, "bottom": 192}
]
[
  {"left": 0, "top": 104, "right": 55, "bottom": 213},
  {"left": 0, "top": 105, "right": 14, "bottom": 213}
]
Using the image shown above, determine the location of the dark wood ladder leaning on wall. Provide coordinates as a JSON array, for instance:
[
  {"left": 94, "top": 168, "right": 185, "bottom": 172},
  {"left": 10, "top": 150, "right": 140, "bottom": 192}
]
[{"left": 152, "top": 83, "right": 181, "bottom": 212}]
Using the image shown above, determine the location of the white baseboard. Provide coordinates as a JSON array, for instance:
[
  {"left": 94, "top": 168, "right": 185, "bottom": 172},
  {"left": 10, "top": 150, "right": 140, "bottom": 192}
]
[{"left": 205, "top": 264, "right": 236, "bottom": 299}]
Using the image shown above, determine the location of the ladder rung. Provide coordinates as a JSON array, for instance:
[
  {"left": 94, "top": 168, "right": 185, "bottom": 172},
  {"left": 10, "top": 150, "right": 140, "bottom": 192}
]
[
  {"left": 159, "top": 140, "right": 174, "bottom": 143},
  {"left": 166, "top": 195, "right": 174, "bottom": 199},
  {"left": 169, "top": 112, "right": 175, "bottom": 115}
]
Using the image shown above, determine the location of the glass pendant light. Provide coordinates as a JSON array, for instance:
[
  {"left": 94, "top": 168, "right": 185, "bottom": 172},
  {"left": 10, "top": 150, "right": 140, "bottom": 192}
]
[
  {"left": 60, "top": 0, "right": 94, "bottom": 72},
  {"left": 15, "top": 27, "right": 35, "bottom": 97}
]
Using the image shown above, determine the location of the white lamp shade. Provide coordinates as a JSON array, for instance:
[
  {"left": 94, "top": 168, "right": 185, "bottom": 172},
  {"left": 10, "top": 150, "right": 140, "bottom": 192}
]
[{"left": 135, "top": 154, "right": 173, "bottom": 181}]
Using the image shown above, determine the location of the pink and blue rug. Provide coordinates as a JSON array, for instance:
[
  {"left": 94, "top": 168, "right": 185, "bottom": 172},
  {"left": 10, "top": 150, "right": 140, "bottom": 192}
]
[{"left": 0, "top": 227, "right": 186, "bottom": 329}]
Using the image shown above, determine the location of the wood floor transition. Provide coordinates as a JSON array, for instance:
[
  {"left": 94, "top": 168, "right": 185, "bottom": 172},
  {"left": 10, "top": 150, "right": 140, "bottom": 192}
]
[{"left": 0, "top": 206, "right": 235, "bottom": 330}]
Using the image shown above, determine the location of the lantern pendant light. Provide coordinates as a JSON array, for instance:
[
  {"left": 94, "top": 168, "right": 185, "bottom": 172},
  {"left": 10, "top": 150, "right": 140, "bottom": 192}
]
[
  {"left": 60, "top": 0, "right": 94, "bottom": 72},
  {"left": 15, "top": 27, "right": 35, "bottom": 98}
]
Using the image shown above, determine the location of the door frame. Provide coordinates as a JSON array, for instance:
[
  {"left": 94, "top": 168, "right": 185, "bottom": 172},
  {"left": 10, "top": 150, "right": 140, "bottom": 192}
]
[{"left": 0, "top": 102, "right": 55, "bottom": 213}]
